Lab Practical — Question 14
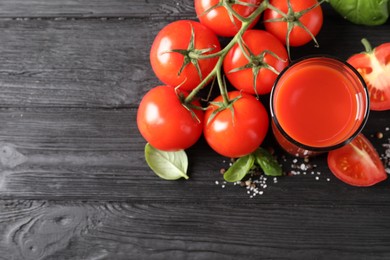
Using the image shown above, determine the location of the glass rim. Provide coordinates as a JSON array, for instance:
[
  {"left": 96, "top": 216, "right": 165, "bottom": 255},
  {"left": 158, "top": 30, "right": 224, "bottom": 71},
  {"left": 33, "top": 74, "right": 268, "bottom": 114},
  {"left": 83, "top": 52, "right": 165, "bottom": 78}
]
[{"left": 269, "top": 54, "right": 370, "bottom": 152}]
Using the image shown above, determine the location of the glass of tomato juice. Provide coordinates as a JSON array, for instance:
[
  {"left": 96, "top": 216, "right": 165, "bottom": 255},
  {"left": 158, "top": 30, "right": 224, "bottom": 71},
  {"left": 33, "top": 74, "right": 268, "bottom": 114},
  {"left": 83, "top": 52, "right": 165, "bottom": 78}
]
[{"left": 270, "top": 56, "right": 370, "bottom": 157}]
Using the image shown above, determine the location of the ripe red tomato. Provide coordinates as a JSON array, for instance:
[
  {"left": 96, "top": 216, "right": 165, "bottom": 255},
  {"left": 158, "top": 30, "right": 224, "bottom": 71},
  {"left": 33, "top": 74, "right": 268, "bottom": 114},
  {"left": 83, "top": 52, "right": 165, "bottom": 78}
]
[
  {"left": 347, "top": 40, "right": 390, "bottom": 111},
  {"left": 150, "top": 20, "right": 221, "bottom": 91},
  {"left": 204, "top": 91, "right": 269, "bottom": 158},
  {"left": 263, "top": 0, "right": 323, "bottom": 47},
  {"left": 223, "top": 29, "right": 289, "bottom": 95},
  {"left": 327, "top": 134, "right": 387, "bottom": 187},
  {"left": 137, "top": 86, "right": 204, "bottom": 151},
  {"left": 195, "top": 0, "right": 261, "bottom": 37}
]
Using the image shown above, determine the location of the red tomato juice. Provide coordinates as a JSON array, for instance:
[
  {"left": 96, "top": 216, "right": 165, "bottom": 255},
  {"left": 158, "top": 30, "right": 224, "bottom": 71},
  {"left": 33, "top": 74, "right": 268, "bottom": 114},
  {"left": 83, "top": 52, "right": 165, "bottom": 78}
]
[{"left": 271, "top": 57, "right": 369, "bottom": 156}]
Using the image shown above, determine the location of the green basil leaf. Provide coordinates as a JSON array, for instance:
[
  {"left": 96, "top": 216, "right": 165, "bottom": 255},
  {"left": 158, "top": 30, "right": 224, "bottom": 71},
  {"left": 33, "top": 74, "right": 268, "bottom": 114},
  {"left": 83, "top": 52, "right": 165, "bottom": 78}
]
[
  {"left": 254, "top": 148, "right": 282, "bottom": 177},
  {"left": 223, "top": 154, "right": 255, "bottom": 182},
  {"left": 144, "top": 143, "right": 189, "bottom": 180},
  {"left": 327, "top": 0, "right": 389, "bottom": 26}
]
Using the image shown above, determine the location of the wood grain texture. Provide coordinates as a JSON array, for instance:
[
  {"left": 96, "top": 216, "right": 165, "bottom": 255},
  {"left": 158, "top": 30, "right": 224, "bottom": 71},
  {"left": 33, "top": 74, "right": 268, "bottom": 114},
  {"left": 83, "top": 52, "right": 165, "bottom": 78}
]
[
  {"left": 0, "top": 107, "right": 389, "bottom": 204},
  {"left": 1, "top": 200, "right": 390, "bottom": 260},
  {"left": 0, "top": 1, "right": 389, "bottom": 259},
  {"left": 0, "top": 0, "right": 195, "bottom": 18},
  {"left": 0, "top": 6, "right": 387, "bottom": 108},
  {"left": 0, "top": 18, "right": 166, "bottom": 108}
]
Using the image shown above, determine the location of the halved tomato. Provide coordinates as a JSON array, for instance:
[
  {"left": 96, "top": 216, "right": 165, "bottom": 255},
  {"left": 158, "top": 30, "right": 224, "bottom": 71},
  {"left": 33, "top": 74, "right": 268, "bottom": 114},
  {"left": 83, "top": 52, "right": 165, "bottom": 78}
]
[
  {"left": 347, "top": 39, "right": 390, "bottom": 111},
  {"left": 327, "top": 134, "right": 387, "bottom": 187}
]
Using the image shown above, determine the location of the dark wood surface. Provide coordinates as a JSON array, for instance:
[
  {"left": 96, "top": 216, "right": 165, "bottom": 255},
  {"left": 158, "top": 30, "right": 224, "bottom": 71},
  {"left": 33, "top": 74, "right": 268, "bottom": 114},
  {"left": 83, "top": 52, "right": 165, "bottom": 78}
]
[{"left": 1, "top": 1, "right": 390, "bottom": 259}]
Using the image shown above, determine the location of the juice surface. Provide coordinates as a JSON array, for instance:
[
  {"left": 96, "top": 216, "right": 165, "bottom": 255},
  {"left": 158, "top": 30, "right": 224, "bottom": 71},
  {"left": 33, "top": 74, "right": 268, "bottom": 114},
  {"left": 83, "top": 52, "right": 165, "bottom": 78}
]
[{"left": 273, "top": 62, "right": 364, "bottom": 148}]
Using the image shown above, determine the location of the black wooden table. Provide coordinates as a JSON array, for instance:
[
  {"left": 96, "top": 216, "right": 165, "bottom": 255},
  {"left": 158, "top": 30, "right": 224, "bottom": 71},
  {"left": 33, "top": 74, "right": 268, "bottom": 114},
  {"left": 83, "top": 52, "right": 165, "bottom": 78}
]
[{"left": 0, "top": 1, "right": 389, "bottom": 259}]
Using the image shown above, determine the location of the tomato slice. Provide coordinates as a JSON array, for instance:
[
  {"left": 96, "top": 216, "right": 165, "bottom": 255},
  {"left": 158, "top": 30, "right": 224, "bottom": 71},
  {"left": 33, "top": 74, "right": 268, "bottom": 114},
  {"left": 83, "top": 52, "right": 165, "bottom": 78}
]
[
  {"left": 347, "top": 39, "right": 390, "bottom": 111},
  {"left": 327, "top": 134, "right": 387, "bottom": 187}
]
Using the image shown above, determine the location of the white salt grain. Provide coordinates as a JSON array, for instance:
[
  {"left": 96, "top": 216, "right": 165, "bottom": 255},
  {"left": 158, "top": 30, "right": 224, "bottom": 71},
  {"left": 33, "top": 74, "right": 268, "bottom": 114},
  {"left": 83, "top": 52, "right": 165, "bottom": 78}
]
[{"left": 381, "top": 136, "right": 390, "bottom": 175}]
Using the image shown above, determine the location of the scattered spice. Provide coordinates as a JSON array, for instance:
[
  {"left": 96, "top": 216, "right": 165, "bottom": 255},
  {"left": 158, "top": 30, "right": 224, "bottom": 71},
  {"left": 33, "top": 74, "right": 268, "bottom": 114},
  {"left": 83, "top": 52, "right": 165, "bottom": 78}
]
[
  {"left": 381, "top": 137, "right": 390, "bottom": 174},
  {"left": 371, "top": 126, "right": 390, "bottom": 175},
  {"left": 282, "top": 155, "right": 321, "bottom": 178},
  {"left": 215, "top": 148, "right": 333, "bottom": 199},
  {"left": 214, "top": 161, "right": 276, "bottom": 198},
  {"left": 216, "top": 126, "right": 390, "bottom": 199},
  {"left": 242, "top": 175, "right": 270, "bottom": 198},
  {"left": 376, "top": 132, "right": 384, "bottom": 139}
]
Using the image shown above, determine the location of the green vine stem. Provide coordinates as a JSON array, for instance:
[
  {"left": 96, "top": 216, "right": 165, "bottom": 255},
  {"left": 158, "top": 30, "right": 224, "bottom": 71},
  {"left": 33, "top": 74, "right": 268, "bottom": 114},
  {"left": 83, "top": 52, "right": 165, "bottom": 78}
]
[
  {"left": 184, "top": 0, "right": 269, "bottom": 106},
  {"left": 264, "top": 0, "right": 324, "bottom": 59},
  {"left": 361, "top": 38, "right": 373, "bottom": 53},
  {"left": 183, "top": 0, "right": 324, "bottom": 107}
]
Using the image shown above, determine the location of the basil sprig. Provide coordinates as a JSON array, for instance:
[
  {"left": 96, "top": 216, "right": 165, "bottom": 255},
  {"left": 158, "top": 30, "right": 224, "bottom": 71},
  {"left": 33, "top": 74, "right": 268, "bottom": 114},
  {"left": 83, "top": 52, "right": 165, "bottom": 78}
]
[{"left": 223, "top": 148, "right": 283, "bottom": 182}]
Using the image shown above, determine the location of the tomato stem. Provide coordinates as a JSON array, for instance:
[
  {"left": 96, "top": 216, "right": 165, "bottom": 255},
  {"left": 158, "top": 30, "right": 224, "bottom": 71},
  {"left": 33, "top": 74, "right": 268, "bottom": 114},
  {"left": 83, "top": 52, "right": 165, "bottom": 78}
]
[
  {"left": 264, "top": 0, "right": 323, "bottom": 59},
  {"left": 184, "top": 0, "right": 269, "bottom": 105},
  {"left": 361, "top": 38, "right": 373, "bottom": 53},
  {"left": 223, "top": 0, "right": 246, "bottom": 23}
]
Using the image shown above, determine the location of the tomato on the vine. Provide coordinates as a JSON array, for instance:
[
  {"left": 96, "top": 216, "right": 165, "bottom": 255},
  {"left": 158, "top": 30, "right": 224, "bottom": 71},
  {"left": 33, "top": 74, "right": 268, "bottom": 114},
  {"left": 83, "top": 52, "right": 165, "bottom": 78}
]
[
  {"left": 263, "top": 0, "right": 323, "bottom": 47},
  {"left": 195, "top": 0, "right": 261, "bottom": 37},
  {"left": 150, "top": 20, "right": 221, "bottom": 91},
  {"left": 223, "top": 29, "right": 289, "bottom": 95},
  {"left": 347, "top": 39, "right": 390, "bottom": 111},
  {"left": 204, "top": 91, "right": 269, "bottom": 158},
  {"left": 327, "top": 134, "right": 387, "bottom": 187},
  {"left": 137, "top": 86, "right": 204, "bottom": 151}
]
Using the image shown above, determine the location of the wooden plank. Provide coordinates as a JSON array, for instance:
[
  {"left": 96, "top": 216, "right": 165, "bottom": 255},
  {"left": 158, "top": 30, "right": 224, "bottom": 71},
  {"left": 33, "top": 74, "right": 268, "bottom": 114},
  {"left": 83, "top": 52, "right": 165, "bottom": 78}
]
[
  {"left": 0, "top": 0, "right": 195, "bottom": 18},
  {"left": 0, "top": 107, "right": 389, "bottom": 203},
  {"left": 1, "top": 200, "right": 390, "bottom": 259},
  {"left": 0, "top": 2, "right": 388, "bottom": 259},
  {"left": 0, "top": 8, "right": 388, "bottom": 108},
  {"left": 0, "top": 18, "right": 165, "bottom": 108}
]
